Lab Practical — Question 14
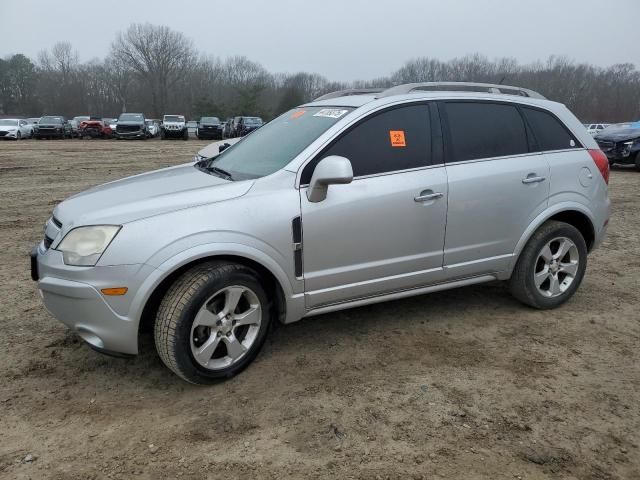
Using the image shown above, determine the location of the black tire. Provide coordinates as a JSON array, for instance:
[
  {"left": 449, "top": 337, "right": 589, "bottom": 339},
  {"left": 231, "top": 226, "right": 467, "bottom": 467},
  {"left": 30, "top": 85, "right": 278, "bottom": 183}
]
[
  {"left": 509, "top": 220, "right": 588, "bottom": 309},
  {"left": 154, "top": 262, "right": 272, "bottom": 384},
  {"left": 16, "top": 131, "right": 21, "bottom": 140},
  {"left": 634, "top": 153, "right": 640, "bottom": 172},
  {"left": 183, "top": 129, "right": 189, "bottom": 141}
]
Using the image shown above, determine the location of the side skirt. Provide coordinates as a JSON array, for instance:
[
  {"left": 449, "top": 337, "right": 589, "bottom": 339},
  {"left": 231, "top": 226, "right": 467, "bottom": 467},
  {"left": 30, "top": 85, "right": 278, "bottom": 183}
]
[{"left": 303, "top": 274, "right": 497, "bottom": 318}]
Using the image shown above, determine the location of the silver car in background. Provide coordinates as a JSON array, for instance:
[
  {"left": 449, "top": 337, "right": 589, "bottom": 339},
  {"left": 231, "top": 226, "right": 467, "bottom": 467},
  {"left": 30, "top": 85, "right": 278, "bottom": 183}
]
[{"left": 32, "top": 82, "right": 610, "bottom": 384}]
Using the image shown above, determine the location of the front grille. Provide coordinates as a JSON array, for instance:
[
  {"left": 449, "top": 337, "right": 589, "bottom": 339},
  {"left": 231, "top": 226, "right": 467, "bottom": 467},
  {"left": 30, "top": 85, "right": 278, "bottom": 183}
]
[
  {"left": 596, "top": 140, "right": 614, "bottom": 152},
  {"left": 0, "top": 131, "right": 6, "bottom": 137},
  {"left": 117, "top": 125, "right": 141, "bottom": 133}
]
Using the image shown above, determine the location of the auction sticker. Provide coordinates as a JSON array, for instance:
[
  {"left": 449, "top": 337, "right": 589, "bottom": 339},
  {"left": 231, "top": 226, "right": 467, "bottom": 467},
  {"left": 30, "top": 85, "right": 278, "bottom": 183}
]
[
  {"left": 389, "top": 130, "right": 406, "bottom": 147},
  {"left": 290, "top": 110, "right": 306, "bottom": 119},
  {"left": 313, "top": 109, "right": 349, "bottom": 119}
]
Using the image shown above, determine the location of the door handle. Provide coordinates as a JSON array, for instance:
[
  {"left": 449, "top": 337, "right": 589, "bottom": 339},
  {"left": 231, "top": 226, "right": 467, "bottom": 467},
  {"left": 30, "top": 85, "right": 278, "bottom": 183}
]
[
  {"left": 522, "top": 175, "right": 546, "bottom": 184},
  {"left": 414, "top": 192, "right": 444, "bottom": 203}
]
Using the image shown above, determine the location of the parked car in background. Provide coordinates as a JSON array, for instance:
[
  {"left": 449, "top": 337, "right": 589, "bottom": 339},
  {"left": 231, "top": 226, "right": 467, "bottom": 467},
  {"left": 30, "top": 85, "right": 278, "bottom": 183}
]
[
  {"left": 34, "top": 116, "right": 72, "bottom": 139},
  {"left": 115, "top": 113, "right": 147, "bottom": 140},
  {"left": 187, "top": 120, "right": 198, "bottom": 137},
  {"left": 595, "top": 121, "right": 640, "bottom": 170},
  {"left": 71, "top": 116, "right": 90, "bottom": 138},
  {"left": 26, "top": 117, "right": 40, "bottom": 127},
  {"left": 584, "top": 123, "right": 609, "bottom": 136},
  {"left": 79, "top": 118, "right": 113, "bottom": 139},
  {"left": 196, "top": 116, "right": 223, "bottom": 140},
  {"left": 30, "top": 82, "right": 610, "bottom": 383},
  {"left": 104, "top": 118, "right": 118, "bottom": 132},
  {"left": 145, "top": 119, "right": 160, "bottom": 138},
  {"left": 237, "top": 116, "right": 264, "bottom": 136},
  {"left": 161, "top": 114, "right": 188, "bottom": 140},
  {"left": 0, "top": 119, "right": 32, "bottom": 140},
  {"left": 222, "top": 118, "right": 234, "bottom": 138}
]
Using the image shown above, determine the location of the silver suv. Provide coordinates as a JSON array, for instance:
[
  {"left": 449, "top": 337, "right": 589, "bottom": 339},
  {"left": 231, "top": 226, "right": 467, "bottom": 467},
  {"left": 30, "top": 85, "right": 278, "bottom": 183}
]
[{"left": 31, "top": 82, "right": 610, "bottom": 384}]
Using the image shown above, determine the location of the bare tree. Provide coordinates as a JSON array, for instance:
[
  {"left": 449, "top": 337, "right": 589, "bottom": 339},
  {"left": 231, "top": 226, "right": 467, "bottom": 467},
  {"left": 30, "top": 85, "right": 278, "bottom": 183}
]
[{"left": 111, "top": 23, "right": 197, "bottom": 116}]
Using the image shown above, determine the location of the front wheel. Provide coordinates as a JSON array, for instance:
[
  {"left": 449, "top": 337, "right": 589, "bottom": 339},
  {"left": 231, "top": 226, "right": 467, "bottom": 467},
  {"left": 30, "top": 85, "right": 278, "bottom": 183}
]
[
  {"left": 154, "top": 262, "right": 271, "bottom": 384},
  {"left": 634, "top": 153, "right": 640, "bottom": 172},
  {"left": 509, "top": 221, "right": 587, "bottom": 309}
]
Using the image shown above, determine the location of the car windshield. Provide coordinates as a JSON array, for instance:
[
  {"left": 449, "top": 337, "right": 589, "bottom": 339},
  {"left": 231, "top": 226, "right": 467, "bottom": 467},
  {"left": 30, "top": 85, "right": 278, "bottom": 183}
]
[
  {"left": 74, "top": 116, "right": 90, "bottom": 121},
  {"left": 244, "top": 117, "right": 262, "bottom": 125},
  {"left": 201, "top": 117, "right": 220, "bottom": 124},
  {"left": 0, "top": 119, "right": 18, "bottom": 126},
  {"left": 119, "top": 114, "right": 143, "bottom": 121},
  {"left": 165, "top": 116, "right": 184, "bottom": 122},
  {"left": 40, "top": 116, "right": 63, "bottom": 124},
  {"left": 204, "top": 107, "right": 352, "bottom": 180}
]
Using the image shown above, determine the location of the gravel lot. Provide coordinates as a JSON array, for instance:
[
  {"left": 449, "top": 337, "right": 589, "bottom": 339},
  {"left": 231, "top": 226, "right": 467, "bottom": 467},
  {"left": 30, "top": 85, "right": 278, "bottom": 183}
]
[{"left": 0, "top": 139, "right": 639, "bottom": 480}]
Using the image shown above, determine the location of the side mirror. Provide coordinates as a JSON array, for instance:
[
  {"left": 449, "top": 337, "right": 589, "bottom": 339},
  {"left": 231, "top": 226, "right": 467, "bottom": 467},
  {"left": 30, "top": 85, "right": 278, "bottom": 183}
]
[{"left": 307, "top": 155, "right": 353, "bottom": 203}]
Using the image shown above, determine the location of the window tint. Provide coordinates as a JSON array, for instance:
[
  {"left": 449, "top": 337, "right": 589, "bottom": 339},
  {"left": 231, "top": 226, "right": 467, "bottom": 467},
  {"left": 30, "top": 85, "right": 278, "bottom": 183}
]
[
  {"left": 444, "top": 102, "right": 528, "bottom": 162},
  {"left": 522, "top": 107, "right": 579, "bottom": 151},
  {"left": 302, "top": 105, "right": 431, "bottom": 183}
]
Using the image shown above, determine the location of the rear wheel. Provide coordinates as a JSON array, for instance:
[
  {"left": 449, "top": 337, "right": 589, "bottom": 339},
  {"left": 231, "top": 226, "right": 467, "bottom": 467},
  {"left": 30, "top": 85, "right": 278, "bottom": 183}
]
[
  {"left": 509, "top": 221, "right": 587, "bottom": 309},
  {"left": 154, "top": 262, "right": 271, "bottom": 384}
]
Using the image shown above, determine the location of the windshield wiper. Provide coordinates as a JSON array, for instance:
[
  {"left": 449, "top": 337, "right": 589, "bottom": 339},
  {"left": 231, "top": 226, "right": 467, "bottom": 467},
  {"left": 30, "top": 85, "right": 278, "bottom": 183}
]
[{"left": 205, "top": 165, "right": 234, "bottom": 181}]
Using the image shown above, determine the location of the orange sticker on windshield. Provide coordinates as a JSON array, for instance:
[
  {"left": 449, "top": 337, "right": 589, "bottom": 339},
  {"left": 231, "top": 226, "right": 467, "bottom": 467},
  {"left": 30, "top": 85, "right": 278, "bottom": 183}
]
[
  {"left": 290, "top": 110, "right": 306, "bottom": 119},
  {"left": 389, "top": 130, "right": 406, "bottom": 147}
]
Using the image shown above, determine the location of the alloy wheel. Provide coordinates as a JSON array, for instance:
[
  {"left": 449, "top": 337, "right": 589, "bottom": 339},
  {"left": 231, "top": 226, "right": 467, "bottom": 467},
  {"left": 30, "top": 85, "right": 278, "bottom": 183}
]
[
  {"left": 190, "top": 286, "right": 262, "bottom": 370},
  {"left": 534, "top": 237, "right": 580, "bottom": 298}
]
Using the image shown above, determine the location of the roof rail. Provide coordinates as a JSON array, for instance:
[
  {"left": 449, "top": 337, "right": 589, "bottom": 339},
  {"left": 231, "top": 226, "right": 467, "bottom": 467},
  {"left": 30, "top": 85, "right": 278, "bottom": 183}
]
[
  {"left": 314, "top": 88, "right": 385, "bottom": 102},
  {"left": 378, "top": 82, "right": 546, "bottom": 99}
]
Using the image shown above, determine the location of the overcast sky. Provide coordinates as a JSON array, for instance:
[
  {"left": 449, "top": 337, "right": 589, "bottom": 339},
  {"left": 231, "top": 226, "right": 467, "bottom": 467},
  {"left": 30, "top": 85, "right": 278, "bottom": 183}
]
[{"left": 1, "top": 0, "right": 638, "bottom": 81}]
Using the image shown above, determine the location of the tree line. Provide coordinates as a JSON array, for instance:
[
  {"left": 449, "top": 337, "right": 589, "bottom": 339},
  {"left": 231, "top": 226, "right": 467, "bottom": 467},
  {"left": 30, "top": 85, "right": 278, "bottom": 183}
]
[{"left": 0, "top": 23, "right": 638, "bottom": 123}]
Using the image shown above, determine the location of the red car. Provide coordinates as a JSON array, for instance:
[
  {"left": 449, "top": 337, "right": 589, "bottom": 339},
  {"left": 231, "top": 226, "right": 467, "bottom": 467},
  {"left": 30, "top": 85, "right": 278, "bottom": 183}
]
[{"left": 79, "top": 118, "right": 113, "bottom": 139}]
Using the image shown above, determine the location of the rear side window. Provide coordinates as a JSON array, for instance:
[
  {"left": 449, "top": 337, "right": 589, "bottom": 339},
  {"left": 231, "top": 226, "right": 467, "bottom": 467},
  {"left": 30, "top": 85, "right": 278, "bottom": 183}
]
[
  {"left": 444, "top": 102, "right": 528, "bottom": 162},
  {"left": 521, "top": 107, "right": 579, "bottom": 151},
  {"left": 302, "top": 104, "right": 431, "bottom": 183}
]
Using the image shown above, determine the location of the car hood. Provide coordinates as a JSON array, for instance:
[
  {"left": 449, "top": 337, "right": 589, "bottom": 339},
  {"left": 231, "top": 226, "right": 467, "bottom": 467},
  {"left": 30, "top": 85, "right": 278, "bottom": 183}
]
[
  {"left": 0, "top": 126, "right": 17, "bottom": 131},
  {"left": 595, "top": 128, "right": 640, "bottom": 142},
  {"left": 117, "top": 121, "right": 144, "bottom": 127},
  {"left": 53, "top": 163, "right": 254, "bottom": 226},
  {"left": 38, "top": 123, "right": 62, "bottom": 127}
]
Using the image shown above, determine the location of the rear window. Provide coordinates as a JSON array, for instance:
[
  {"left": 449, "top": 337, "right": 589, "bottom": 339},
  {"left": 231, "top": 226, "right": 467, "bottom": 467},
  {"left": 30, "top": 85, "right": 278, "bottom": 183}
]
[
  {"left": 444, "top": 102, "right": 528, "bottom": 162},
  {"left": 521, "top": 108, "right": 579, "bottom": 151}
]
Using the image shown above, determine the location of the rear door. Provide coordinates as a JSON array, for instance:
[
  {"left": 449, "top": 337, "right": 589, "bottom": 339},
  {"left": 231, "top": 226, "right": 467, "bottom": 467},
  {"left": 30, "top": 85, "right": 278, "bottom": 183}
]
[
  {"left": 440, "top": 100, "right": 550, "bottom": 278},
  {"left": 299, "top": 103, "right": 448, "bottom": 308}
]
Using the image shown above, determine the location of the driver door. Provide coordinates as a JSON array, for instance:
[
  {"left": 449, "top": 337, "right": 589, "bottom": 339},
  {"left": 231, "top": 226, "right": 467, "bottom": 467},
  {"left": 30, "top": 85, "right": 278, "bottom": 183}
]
[{"left": 299, "top": 104, "right": 448, "bottom": 309}]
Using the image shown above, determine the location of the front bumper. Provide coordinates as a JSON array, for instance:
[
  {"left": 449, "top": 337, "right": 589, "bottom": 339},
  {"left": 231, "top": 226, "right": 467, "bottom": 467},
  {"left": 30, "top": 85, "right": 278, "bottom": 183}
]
[
  {"left": 32, "top": 244, "right": 155, "bottom": 355},
  {"left": 116, "top": 130, "right": 146, "bottom": 139},
  {"left": 163, "top": 128, "right": 187, "bottom": 138},
  {"left": 0, "top": 130, "right": 18, "bottom": 139}
]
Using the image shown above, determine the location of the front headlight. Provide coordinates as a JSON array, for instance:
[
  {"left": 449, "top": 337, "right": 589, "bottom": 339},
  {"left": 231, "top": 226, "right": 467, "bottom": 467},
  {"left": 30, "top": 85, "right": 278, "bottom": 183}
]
[{"left": 56, "top": 225, "right": 121, "bottom": 266}]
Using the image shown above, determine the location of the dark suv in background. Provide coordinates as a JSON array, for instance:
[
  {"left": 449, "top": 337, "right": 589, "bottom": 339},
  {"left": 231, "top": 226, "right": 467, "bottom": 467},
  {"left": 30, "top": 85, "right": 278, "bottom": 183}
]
[
  {"left": 34, "top": 116, "right": 72, "bottom": 139},
  {"left": 115, "top": 113, "right": 148, "bottom": 140},
  {"left": 237, "top": 116, "right": 264, "bottom": 136},
  {"left": 196, "top": 117, "right": 223, "bottom": 140},
  {"left": 595, "top": 122, "right": 640, "bottom": 170}
]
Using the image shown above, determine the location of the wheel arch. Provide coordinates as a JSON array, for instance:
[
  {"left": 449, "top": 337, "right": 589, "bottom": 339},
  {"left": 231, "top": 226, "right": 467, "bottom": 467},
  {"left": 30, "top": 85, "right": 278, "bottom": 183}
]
[
  {"left": 510, "top": 204, "right": 596, "bottom": 274},
  {"left": 137, "top": 251, "right": 295, "bottom": 341}
]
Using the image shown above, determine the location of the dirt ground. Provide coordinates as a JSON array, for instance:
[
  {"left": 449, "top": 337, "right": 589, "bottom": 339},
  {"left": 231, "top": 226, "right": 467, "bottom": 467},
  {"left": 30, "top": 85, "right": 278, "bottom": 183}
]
[{"left": 0, "top": 139, "right": 638, "bottom": 480}]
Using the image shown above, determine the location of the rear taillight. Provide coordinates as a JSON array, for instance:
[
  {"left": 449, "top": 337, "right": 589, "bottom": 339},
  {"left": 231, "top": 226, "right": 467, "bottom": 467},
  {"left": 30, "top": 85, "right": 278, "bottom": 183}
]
[{"left": 589, "top": 149, "right": 609, "bottom": 185}]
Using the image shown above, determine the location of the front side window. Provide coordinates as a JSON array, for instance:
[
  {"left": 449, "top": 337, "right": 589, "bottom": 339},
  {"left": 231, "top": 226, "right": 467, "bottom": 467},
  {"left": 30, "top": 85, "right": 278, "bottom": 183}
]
[
  {"left": 444, "top": 102, "right": 528, "bottom": 162},
  {"left": 522, "top": 107, "right": 579, "bottom": 151},
  {"left": 301, "top": 104, "right": 432, "bottom": 183},
  {"left": 205, "top": 107, "right": 353, "bottom": 180}
]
